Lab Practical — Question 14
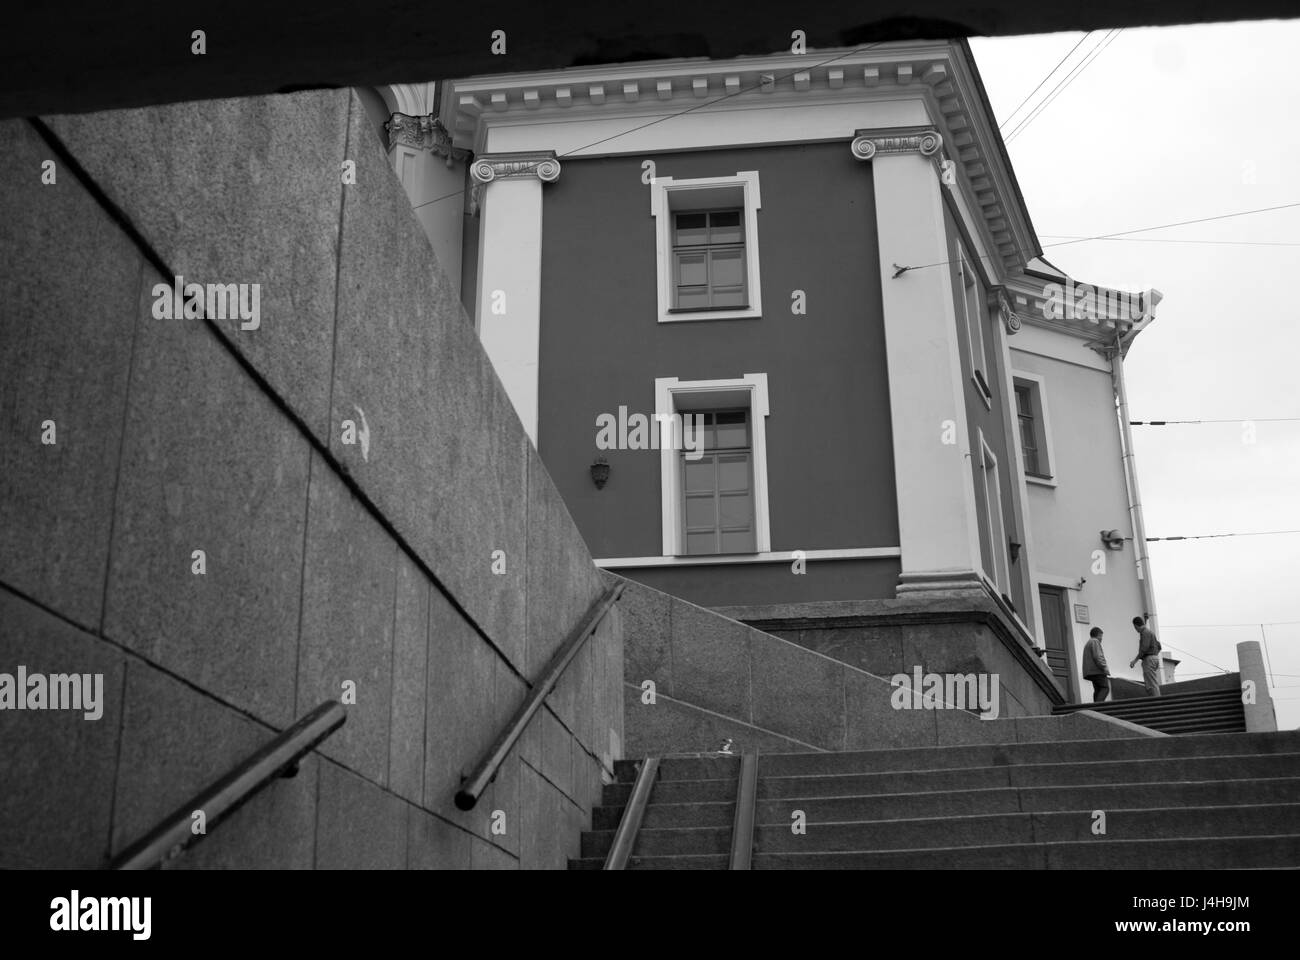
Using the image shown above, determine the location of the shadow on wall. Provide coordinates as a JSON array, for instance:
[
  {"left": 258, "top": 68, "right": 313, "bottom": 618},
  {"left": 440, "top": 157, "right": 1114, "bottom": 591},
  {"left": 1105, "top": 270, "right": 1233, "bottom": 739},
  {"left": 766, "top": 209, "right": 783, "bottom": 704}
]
[{"left": 0, "top": 89, "right": 621, "bottom": 870}]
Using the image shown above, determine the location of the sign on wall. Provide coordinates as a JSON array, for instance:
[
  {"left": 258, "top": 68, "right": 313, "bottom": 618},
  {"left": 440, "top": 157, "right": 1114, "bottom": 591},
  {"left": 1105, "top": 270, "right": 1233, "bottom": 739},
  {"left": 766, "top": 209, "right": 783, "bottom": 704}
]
[{"left": 1074, "top": 604, "right": 1091, "bottom": 624}]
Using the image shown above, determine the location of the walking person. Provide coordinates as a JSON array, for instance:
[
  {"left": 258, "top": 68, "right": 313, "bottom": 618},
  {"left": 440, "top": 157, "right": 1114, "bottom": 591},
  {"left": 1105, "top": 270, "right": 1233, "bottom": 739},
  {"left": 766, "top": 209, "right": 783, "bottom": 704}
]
[
  {"left": 1082, "top": 626, "right": 1111, "bottom": 703},
  {"left": 1129, "top": 616, "right": 1163, "bottom": 697}
]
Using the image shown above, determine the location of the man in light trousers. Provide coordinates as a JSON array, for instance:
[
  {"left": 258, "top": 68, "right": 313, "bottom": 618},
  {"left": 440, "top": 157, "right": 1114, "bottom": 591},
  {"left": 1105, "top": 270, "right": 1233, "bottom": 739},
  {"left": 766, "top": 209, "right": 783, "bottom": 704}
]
[{"left": 1129, "top": 615, "right": 1162, "bottom": 697}]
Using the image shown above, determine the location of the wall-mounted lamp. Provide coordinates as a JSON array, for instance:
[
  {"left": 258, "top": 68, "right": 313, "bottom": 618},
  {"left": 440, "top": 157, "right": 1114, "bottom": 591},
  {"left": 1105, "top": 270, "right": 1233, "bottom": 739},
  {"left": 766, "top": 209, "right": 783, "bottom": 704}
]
[
  {"left": 590, "top": 456, "right": 610, "bottom": 490},
  {"left": 1100, "top": 529, "right": 1126, "bottom": 551},
  {"left": 1008, "top": 540, "right": 1022, "bottom": 564}
]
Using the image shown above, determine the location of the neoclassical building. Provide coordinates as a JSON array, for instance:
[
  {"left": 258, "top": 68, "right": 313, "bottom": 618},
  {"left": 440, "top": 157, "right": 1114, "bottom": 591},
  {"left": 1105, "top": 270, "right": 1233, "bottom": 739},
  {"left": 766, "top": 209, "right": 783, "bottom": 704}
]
[{"left": 354, "top": 38, "right": 1162, "bottom": 701}]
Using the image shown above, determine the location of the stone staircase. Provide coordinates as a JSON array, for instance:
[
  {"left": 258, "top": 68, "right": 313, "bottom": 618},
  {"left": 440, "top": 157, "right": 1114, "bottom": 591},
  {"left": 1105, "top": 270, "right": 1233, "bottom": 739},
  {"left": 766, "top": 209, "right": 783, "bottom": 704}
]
[
  {"left": 570, "top": 730, "right": 1300, "bottom": 868},
  {"left": 1053, "top": 687, "right": 1246, "bottom": 735}
]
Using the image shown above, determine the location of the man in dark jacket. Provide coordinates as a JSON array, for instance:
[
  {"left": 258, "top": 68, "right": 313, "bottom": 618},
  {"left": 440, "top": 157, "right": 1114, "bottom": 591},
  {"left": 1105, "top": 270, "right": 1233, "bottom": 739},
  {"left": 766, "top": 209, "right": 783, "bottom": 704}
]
[
  {"left": 1129, "top": 616, "right": 1163, "bottom": 697},
  {"left": 1082, "top": 627, "right": 1110, "bottom": 703}
]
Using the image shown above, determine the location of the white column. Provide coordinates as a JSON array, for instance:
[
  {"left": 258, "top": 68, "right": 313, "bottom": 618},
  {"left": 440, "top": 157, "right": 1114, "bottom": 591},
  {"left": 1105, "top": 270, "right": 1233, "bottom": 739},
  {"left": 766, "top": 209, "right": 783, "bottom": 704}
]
[
  {"left": 852, "top": 127, "right": 984, "bottom": 599},
  {"left": 471, "top": 152, "right": 560, "bottom": 445},
  {"left": 1238, "top": 640, "right": 1278, "bottom": 732}
]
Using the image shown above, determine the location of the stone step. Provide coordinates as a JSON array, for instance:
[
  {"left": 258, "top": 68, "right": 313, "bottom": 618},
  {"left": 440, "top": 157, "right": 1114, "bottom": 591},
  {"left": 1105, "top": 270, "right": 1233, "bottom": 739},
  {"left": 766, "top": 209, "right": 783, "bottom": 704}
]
[
  {"left": 615, "top": 731, "right": 1300, "bottom": 784},
  {"left": 601, "top": 753, "right": 1300, "bottom": 805},
  {"left": 572, "top": 835, "right": 1300, "bottom": 869},
  {"left": 751, "top": 731, "right": 1300, "bottom": 778},
  {"left": 580, "top": 803, "right": 1300, "bottom": 858},
  {"left": 1089, "top": 699, "right": 1244, "bottom": 716},
  {"left": 1056, "top": 688, "right": 1243, "bottom": 712},
  {"left": 756, "top": 753, "right": 1300, "bottom": 800},
  {"left": 568, "top": 853, "right": 729, "bottom": 870},
  {"left": 589, "top": 776, "right": 1300, "bottom": 830},
  {"left": 746, "top": 835, "right": 1300, "bottom": 869}
]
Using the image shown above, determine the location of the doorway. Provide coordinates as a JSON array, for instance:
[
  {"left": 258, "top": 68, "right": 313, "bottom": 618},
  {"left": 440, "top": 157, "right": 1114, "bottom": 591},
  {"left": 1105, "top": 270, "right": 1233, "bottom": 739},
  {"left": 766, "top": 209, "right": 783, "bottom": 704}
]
[{"left": 1038, "top": 584, "right": 1076, "bottom": 700}]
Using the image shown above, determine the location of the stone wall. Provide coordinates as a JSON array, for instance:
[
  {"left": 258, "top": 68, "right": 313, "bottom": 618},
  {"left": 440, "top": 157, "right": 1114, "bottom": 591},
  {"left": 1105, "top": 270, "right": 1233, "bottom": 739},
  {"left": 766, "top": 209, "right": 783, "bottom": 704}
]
[
  {"left": 615, "top": 577, "right": 1142, "bottom": 757},
  {"left": 717, "top": 597, "right": 1066, "bottom": 718},
  {"left": 0, "top": 89, "right": 622, "bottom": 869}
]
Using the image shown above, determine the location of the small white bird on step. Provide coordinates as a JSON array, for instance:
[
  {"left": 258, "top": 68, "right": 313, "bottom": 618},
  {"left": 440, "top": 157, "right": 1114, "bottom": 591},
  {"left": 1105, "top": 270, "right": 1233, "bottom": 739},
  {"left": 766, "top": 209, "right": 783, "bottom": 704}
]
[{"left": 718, "top": 739, "right": 734, "bottom": 755}]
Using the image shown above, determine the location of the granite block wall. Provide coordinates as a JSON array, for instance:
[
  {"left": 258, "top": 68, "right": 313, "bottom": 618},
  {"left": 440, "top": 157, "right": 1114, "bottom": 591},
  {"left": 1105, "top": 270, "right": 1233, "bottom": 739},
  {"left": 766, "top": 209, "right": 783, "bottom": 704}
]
[
  {"left": 0, "top": 90, "right": 621, "bottom": 869},
  {"left": 616, "top": 578, "right": 1151, "bottom": 756}
]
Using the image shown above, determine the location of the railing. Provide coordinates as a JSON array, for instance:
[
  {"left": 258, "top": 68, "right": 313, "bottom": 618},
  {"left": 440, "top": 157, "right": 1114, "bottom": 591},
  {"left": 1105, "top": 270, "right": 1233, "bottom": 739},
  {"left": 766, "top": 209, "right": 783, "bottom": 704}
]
[
  {"left": 455, "top": 581, "right": 626, "bottom": 811},
  {"left": 603, "top": 757, "right": 659, "bottom": 870},
  {"left": 729, "top": 752, "right": 759, "bottom": 870},
  {"left": 110, "top": 699, "right": 347, "bottom": 870}
]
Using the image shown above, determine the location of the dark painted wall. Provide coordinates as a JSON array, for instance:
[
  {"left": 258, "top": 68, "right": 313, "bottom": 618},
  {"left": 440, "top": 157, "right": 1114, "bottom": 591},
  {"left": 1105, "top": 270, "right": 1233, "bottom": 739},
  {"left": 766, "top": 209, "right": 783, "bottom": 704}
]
[
  {"left": 537, "top": 142, "right": 897, "bottom": 605},
  {"left": 943, "top": 204, "right": 1029, "bottom": 620}
]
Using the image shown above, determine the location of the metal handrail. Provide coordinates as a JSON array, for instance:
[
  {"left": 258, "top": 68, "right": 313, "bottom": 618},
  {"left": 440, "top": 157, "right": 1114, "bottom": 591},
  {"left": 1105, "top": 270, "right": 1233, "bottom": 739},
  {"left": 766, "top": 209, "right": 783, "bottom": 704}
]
[
  {"left": 110, "top": 699, "right": 347, "bottom": 870},
  {"left": 455, "top": 580, "right": 626, "bottom": 811},
  {"left": 729, "top": 752, "right": 759, "bottom": 870},
  {"left": 604, "top": 757, "right": 659, "bottom": 870}
]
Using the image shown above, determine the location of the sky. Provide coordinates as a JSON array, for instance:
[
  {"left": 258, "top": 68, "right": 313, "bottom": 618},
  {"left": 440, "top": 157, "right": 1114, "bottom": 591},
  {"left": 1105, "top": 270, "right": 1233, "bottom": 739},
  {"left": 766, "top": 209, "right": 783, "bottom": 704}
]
[{"left": 971, "top": 21, "right": 1300, "bottom": 728}]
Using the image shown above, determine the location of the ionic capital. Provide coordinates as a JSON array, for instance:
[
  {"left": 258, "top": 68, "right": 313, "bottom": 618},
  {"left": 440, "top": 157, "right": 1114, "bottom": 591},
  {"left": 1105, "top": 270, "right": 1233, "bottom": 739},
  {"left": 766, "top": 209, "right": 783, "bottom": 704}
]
[
  {"left": 850, "top": 127, "right": 944, "bottom": 161},
  {"left": 470, "top": 151, "right": 561, "bottom": 185}
]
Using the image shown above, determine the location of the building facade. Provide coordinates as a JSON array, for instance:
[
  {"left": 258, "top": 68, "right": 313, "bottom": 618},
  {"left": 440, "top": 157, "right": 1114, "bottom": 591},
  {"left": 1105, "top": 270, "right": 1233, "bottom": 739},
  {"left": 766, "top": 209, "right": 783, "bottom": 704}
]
[{"left": 358, "top": 38, "right": 1161, "bottom": 700}]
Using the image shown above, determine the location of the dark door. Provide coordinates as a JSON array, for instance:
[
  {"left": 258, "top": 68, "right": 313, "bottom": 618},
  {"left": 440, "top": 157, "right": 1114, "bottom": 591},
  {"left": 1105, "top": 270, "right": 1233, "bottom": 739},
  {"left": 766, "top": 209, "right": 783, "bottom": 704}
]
[{"left": 1038, "top": 585, "right": 1075, "bottom": 699}]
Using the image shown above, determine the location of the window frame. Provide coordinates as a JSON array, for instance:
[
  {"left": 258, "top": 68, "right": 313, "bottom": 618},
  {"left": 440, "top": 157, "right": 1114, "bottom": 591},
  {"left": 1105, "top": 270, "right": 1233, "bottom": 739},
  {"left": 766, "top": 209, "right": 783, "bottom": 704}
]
[
  {"left": 977, "top": 431, "right": 1011, "bottom": 596},
  {"left": 1011, "top": 371, "right": 1057, "bottom": 487},
  {"left": 956, "top": 246, "right": 993, "bottom": 409},
  {"left": 650, "top": 172, "right": 763, "bottom": 323},
  {"left": 655, "top": 374, "right": 771, "bottom": 556},
  {"left": 671, "top": 209, "right": 748, "bottom": 311},
  {"left": 680, "top": 409, "right": 758, "bottom": 555}
]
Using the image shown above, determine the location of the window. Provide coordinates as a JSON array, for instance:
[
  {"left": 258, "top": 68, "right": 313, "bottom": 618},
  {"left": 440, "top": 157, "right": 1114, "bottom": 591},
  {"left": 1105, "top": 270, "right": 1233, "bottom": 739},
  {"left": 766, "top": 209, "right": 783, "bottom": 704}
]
[
  {"left": 655, "top": 374, "right": 771, "bottom": 556},
  {"left": 1012, "top": 373, "right": 1055, "bottom": 484},
  {"left": 956, "top": 248, "right": 992, "bottom": 406},
  {"left": 977, "top": 433, "right": 1010, "bottom": 595},
  {"left": 1015, "top": 384, "right": 1041, "bottom": 475},
  {"left": 682, "top": 410, "right": 756, "bottom": 554},
  {"left": 672, "top": 210, "right": 747, "bottom": 309},
  {"left": 650, "top": 172, "right": 762, "bottom": 323}
]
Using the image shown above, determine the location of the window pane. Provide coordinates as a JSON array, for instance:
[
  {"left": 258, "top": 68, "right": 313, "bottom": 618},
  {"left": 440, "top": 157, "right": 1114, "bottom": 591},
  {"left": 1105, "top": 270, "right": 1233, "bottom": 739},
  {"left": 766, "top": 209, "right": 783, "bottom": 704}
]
[
  {"left": 685, "top": 494, "right": 716, "bottom": 529},
  {"left": 709, "top": 210, "right": 743, "bottom": 244},
  {"left": 719, "top": 492, "right": 752, "bottom": 528},
  {"left": 684, "top": 458, "right": 714, "bottom": 493},
  {"left": 676, "top": 251, "right": 707, "bottom": 287},
  {"left": 1019, "top": 419, "right": 1036, "bottom": 455},
  {"left": 720, "top": 529, "right": 756, "bottom": 553},
  {"left": 717, "top": 454, "right": 750, "bottom": 491},
  {"left": 674, "top": 212, "right": 708, "bottom": 245},
  {"left": 714, "top": 413, "right": 748, "bottom": 450},
  {"left": 688, "top": 417, "right": 714, "bottom": 450},
  {"left": 1015, "top": 385, "right": 1032, "bottom": 416},
  {"left": 1024, "top": 445, "right": 1041, "bottom": 477},
  {"left": 686, "top": 531, "right": 716, "bottom": 555},
  {"left": 710, "top": 248, "right": 744, "bottom": 288},
  {"left": 675, "top": 287, "right": 709, "bottom": 309}
]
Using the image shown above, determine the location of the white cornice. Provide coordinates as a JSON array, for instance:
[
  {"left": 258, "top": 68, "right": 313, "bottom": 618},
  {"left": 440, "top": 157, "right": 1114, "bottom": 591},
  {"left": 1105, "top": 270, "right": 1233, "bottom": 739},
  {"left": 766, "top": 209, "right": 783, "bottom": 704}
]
[
  {"left": 442, "top": 42, "right": 1039, "bottom": 278},
  {"left": 1003, "top": 274, "right": 1161, "bottom": 353}
]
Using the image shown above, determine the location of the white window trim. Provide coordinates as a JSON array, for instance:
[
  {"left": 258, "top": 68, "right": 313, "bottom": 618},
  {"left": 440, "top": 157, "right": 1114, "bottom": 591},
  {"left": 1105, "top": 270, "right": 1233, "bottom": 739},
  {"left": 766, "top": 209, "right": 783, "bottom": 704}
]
[
  {"left": 1012, "top": 370, "right": 1058, "bottom": 487},
  {"left": 956, "top": 246, "right": 992, "bottom": 409},
  {"left": 650, "top": 171, "right": 763, "bottom": 323},
  {"left": 978, "top": 431, "right": 1010, "bottom": 596},
  {"left": 655, "top": 373, "right": 771, "bottom": 556}
]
